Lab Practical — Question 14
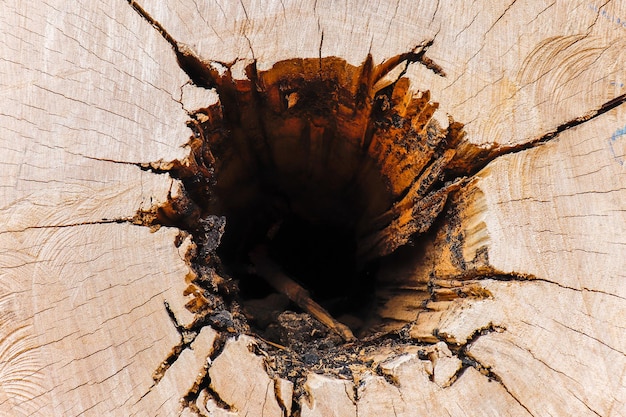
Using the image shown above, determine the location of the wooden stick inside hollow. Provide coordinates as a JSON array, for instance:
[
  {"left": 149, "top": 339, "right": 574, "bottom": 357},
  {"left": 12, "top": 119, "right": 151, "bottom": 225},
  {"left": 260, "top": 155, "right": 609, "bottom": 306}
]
[{"left": 249, "top": 246, "right": 355, "bottom": 342}]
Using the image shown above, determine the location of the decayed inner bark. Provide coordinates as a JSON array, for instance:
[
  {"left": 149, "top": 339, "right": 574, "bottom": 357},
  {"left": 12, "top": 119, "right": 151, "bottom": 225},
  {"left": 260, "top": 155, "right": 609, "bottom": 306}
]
[{"left": 144, "top": 50, "right": 493, "bottom": 339}]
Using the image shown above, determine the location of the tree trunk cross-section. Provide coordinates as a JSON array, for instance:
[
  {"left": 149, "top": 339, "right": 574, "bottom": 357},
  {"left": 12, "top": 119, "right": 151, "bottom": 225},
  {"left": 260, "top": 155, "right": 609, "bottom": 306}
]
[{"left": 1, "top": 1, "right": 625, "bottom": 416}]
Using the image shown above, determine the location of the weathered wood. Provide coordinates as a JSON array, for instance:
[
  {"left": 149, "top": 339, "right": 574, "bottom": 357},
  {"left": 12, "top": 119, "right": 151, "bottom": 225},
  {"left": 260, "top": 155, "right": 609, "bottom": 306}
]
[
  {"left": 1, "top": 0, "right": 625, "bottom": 416},
  {"left": 395, "top": 106, "right": 626, "bottom": 416},
  {"left": 135, "top": 0, "right": 626, "bottom": 146},
  {"left": 0, "top": 1, "right": 210, "bottom": 415}
]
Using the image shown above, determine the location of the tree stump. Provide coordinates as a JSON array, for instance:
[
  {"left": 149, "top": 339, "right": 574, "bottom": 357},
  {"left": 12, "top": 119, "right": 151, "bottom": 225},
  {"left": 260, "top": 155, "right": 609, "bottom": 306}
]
[{"left": 1, "top": 1, "right": 625, "bottom": 416}]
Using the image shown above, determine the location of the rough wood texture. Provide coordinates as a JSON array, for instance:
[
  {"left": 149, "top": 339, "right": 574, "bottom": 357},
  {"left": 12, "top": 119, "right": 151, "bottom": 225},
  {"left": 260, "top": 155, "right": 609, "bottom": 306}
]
[
  {"left": 0, "top": 1, "right": 207, "bottom": 415},
  {"left": 2, "top": 0, "right": 625, "bottom": 416}
]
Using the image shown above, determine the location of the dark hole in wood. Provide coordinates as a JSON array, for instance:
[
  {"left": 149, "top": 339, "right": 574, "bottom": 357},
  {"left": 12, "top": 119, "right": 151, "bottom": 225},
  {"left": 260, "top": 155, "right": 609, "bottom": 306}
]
[
  {"left": 152, "top": 53, "right": 478, "bottom": 347},
  {"left": 216, "top": 188, "right": 379, "bottom": 338}
]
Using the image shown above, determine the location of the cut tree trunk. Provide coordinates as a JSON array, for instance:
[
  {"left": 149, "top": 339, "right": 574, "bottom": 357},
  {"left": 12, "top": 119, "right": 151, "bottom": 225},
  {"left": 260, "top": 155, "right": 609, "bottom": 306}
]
[{"left": 1, "top": 1, "right": 625, "bottom": 416}]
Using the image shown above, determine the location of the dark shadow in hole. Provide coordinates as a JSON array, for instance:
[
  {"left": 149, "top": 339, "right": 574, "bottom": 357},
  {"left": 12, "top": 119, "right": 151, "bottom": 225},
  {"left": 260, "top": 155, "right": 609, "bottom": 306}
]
[{"left": 217, "top": 204, "right": 379, "bottom": 341}]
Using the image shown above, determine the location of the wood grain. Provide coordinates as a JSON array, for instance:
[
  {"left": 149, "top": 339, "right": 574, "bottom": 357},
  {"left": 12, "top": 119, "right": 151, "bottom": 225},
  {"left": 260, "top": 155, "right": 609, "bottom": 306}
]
[
  {"left": 1, "top": 0, "right": 625, "bottom": 415},
  {"left": 0, "top": 0, "right": 207, "bottom": 415}
]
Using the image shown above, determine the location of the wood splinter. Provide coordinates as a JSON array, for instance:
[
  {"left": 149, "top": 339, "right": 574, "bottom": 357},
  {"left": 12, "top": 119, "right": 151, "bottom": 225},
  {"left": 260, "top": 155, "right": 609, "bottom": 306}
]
[{"left": 249, "top": 246, "right": 356, "bottom": 342}]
